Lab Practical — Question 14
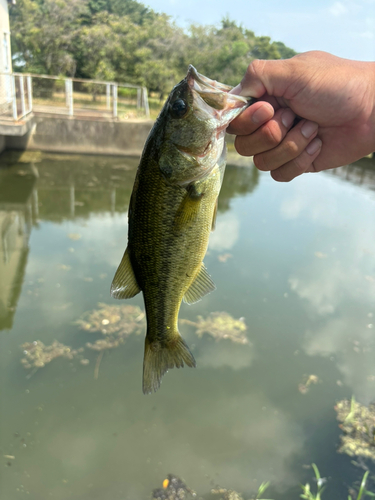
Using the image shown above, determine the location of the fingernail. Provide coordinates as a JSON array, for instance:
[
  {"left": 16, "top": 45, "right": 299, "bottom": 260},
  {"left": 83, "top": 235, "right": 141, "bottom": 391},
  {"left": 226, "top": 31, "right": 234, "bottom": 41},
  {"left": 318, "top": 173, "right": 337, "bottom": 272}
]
[
  {"left": 252, "top": 105, "right": 273, "bottom": 124},
  {"left": 306, "top": 138, "right": 322, "bottom": 155},
  {"left": 281, "top": 109, "right": 295, "bottom": 128},
  {"left": 301, "top": 121, "right": 318, "bottom": 139}
]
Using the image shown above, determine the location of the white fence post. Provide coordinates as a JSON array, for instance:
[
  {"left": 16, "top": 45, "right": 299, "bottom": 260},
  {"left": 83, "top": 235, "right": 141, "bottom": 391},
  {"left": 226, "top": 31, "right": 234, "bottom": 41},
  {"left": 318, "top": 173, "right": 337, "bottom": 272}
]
[
  {"left": 113, "top": 84, "right": 118, "bottom": 118},
  {"left": 20, "top": 75, "right": 26, "bottom": 118},
  {"left": 69, "top": 80, "right": 74, "bottom": 116},
  {"left": 65, "top": 78, "right": 73, "bottom": 116},
  {"left": 65, "top": 79, "right": 69, "bottom": 108},
  {"left": 143, "top": 87, "right": 150, "bottom": 118},
  {"left": 11, "top": 75, "right": 17, "bottom": 120},
  {"left": 137, "top": 88, "right": 141, "bottom": 110},
  {"left": 27, "top": 75, "right": 33, "bottom": 113},
  {"left": 65, "top": 79, "right": 73, "bottom": 116},
  {"left": 106, "top": 83, "right": 111, "bottom": 110}
]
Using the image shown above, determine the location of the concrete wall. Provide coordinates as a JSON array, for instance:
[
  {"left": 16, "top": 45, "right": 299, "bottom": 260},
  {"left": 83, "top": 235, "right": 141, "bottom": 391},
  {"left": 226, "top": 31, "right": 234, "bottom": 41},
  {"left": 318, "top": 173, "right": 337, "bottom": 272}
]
[
  {"left": 6, "top": 116, "right": 155, "bottom": 157},
  {"left": 1, "top": 115, "right": 238, "bottom": 158}
]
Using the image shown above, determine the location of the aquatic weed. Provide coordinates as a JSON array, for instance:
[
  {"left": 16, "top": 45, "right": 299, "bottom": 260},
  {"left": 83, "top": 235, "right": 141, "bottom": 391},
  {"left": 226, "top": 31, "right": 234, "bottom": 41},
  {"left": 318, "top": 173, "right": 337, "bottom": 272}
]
[{"left": 300, "top": 464, "right": 375, "bottom": 500}]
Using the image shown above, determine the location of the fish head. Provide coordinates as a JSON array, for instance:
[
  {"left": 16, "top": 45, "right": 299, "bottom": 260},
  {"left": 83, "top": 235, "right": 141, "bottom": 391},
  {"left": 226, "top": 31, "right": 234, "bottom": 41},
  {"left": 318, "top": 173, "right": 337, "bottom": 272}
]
[{"left": 156, "top": 66, "right": 249, "bottom": 186}]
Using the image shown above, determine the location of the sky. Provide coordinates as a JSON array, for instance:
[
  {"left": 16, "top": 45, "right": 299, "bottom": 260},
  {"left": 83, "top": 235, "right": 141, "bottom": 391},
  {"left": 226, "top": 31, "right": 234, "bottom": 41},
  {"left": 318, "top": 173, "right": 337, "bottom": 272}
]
[{"left": 145, "top": 0, "right": 375, "bottom": 61}]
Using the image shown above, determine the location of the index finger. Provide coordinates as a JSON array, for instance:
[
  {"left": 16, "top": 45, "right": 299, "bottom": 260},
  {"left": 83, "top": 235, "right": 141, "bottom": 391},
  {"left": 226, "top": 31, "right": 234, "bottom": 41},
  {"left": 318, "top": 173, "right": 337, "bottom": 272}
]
[{"left": 227, "top": 101, "right": 274, "bottom": 135}]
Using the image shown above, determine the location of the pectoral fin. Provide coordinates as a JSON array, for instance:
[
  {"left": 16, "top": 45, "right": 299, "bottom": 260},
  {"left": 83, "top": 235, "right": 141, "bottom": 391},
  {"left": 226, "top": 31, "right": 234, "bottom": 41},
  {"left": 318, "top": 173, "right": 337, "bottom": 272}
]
[
  {"left": 183, "top": 264, "right": 216, "bottom": 304},
  {"left": 110, "top": 248, "right": 141, "bottom": 299},
  {"left": 174, "top": 184, "right": 204, "bottom": 233},
  {"left": 211, "top": 198, "right": 218, "bottom": 231}
]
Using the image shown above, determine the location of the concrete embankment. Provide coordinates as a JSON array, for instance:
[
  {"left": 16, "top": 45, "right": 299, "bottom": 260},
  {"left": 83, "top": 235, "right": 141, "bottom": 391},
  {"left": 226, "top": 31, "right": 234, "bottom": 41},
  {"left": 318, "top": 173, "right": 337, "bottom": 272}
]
[
  {"left": 0, "top": 114, "right": 245, "bottom": 163},
  {"left": 2, "top": 115, "right": 155, "bottom": 157}
]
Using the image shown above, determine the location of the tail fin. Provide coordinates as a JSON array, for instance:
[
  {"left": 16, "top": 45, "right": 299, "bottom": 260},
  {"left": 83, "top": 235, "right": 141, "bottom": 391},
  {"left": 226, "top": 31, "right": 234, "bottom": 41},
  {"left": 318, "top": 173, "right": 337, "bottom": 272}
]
[{"left": 143, "top": 335, "right": 196, "bottom": 394}]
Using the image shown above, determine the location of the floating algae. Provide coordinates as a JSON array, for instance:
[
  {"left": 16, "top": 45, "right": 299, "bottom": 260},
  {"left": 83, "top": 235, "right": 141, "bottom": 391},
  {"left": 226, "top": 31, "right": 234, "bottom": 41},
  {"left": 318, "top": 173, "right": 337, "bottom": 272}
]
[
  {"left": 335, "top": 398, "right": 375, "bottom": 461},
  {"left": 181, "top": 312, "right": 249, "bottom": 344},
  {"left": 211, "top": 482, "right": 271, "bottom": 500},
  {"left": 152, "top": 474, "right": 196, "bottom": 500},
  {"left": 20, "top": 340, "right": 81, "bottom": 369},
  {"left": 76, "top": 303, "right": 145, "bottom": 351},
  {"left": 298, "top": 374, "right": 319, "bottom": 395},
  {"left": 211, "top": 488, "right": 243, "bottom": 500}
]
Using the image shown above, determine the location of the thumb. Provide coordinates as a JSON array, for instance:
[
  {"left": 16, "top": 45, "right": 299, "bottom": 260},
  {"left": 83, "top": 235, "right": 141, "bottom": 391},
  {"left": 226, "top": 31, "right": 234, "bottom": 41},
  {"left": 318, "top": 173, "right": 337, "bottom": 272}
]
[{"left": 230, "top": 58, "right": 295, "bottom": 98}]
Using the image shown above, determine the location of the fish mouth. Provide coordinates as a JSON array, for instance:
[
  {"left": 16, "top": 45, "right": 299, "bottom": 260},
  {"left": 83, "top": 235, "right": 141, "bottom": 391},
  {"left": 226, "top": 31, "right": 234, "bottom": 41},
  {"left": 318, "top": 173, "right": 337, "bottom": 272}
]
[
  {"left": 187, "top": 65, "right": 233, "bottom": 93},
  {"left": 186, "top": 65, "right": 249, "bottom": 124}
]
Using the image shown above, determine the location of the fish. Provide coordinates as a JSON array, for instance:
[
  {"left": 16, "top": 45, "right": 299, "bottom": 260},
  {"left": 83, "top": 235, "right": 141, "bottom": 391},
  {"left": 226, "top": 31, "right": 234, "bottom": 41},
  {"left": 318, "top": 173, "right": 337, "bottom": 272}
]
[{"left": 111, "top": 65, "right": 249, "bottom": 394}]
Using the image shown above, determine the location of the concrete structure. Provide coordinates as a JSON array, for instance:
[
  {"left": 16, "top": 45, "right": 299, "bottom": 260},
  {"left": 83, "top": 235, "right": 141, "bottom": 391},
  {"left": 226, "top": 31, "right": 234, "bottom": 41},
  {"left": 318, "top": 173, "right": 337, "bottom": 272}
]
[
  {"left": 5, "top": 115, "right": 154, "bottom": 157},
  {"left": 0, "top": 0, "right": 12, "bottom": 76},
  {"left": 0, "top": 0, "right": 14, "bottom": 153}
]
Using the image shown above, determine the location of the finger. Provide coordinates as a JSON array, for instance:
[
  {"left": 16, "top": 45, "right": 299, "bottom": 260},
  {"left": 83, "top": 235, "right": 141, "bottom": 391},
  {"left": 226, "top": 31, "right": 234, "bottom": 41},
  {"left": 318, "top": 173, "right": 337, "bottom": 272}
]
[
  {"left": 227, "top": 101, "right": 274, "bottom": 135},
  {"left": 234, "top": 108, "right": 296, "bottom": 156},
  {"left": 271, "top": 138, "right": 323, "bottom": 182},
  {"left": 253, "top": 119, "right": 319, "bottom": 171},
  {"left": 231, "top": 58, "right": 296, "bottom": 98}
]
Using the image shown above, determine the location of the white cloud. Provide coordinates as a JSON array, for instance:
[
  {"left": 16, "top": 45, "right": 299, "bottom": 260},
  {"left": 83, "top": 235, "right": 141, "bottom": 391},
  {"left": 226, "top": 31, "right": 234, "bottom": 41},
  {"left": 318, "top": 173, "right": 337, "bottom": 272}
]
[
  {"left": 329, "top": 1, "right": 349, "bottom": 16},
  {"left": 359, "top": 30, "right": 374, "bottom": 38},
  {"left": 303, "top": 317, "right": 375, "bottom": 404},
  {"left": 195, "top": 338, "right": 255, "bottom": 370},
  {"left": 208, "top": 212, "right": 239, "bottom": 251}
]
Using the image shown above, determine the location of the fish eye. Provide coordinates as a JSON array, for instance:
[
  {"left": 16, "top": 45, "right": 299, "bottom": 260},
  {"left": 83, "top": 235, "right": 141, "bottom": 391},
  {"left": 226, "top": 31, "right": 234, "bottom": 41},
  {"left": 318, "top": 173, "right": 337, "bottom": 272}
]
[{"left": 170, "top": 99, "right": 188, "bottom": 119}]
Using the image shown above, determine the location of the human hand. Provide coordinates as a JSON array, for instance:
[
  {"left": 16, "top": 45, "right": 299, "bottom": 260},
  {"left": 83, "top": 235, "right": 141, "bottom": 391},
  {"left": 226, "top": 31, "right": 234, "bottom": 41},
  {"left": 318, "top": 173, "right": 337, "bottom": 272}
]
[{"left": 227, "top": 51, "right": 375, "bottom": 181}]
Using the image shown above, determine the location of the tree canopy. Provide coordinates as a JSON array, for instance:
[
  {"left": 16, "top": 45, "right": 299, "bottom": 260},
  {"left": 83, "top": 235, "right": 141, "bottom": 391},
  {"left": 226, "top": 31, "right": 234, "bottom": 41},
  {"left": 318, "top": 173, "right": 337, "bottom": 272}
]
[{"left": 9, "top": 0, "right": 297, "bottom": 96}]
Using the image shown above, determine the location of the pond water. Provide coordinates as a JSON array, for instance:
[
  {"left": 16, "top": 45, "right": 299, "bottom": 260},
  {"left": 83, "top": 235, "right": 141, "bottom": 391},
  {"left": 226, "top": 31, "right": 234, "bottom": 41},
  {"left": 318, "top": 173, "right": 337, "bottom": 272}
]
[{"left": 0, "top": 150, "right": 374, "bottom": 500}]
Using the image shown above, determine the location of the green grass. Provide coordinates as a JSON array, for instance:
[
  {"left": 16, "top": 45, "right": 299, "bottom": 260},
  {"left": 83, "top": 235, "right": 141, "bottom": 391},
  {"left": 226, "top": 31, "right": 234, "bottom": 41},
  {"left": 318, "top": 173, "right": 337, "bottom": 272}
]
[{"left": 300, "top": 464, "right": 375, "bottom": 500}]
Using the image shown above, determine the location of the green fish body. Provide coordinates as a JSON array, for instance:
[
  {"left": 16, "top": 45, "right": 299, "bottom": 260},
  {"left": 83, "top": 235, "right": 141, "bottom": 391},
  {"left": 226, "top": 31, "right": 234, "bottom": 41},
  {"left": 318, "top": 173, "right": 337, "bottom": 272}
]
[{"left": 111, "top": 66, "right": 248, "bottom": 393}]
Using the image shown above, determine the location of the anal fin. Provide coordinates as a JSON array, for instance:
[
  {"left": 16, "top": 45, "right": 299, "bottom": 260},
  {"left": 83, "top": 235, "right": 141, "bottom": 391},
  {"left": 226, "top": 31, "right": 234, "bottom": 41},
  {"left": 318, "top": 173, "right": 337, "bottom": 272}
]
[
  {"left": 183, "top": 263, "right": 216, "bottom": 305},
  {"left": 110, "top": 247, "right": 141, "bottom": 299}
]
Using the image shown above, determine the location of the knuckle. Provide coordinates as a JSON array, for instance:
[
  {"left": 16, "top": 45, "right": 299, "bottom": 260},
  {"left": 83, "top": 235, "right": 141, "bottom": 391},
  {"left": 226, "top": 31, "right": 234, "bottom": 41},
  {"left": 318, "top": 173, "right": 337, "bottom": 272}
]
[
  {"left": 291, "top": 155, "right": 310, "bottom": 174},
  {"left": 271, "top": 169, "right": 289, "bottom": 182},
  {"left": 262, "top": 122, "right": 283, "bottom": 148},
  {"left": 253, "top": 153, "right": 269, "bottom": 171},
  {"left": 283, "top": 140, "right": 300, "bottom": 157},
  {"left": 247, "top": 59, "right": 264, "bottom": 78},
  {"left": 234, "top": 136, "right": 252, "bottom": 157}
]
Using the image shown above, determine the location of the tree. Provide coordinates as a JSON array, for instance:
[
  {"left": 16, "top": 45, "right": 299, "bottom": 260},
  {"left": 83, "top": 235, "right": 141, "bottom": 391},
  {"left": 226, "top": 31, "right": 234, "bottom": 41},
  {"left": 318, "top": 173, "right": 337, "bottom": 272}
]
[
  {"left": 10, "top": 0, "right": 88, "bottom": 75},
  {"left": 9, "top": 1, "right": 297, "bottom": 94}
]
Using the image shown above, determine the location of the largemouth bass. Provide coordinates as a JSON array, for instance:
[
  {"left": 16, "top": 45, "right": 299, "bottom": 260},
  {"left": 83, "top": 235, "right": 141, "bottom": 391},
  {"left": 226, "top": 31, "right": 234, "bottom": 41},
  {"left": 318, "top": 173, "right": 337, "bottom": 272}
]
[{"left": 111, "top": 66, "right": 249, "bottom": 394}]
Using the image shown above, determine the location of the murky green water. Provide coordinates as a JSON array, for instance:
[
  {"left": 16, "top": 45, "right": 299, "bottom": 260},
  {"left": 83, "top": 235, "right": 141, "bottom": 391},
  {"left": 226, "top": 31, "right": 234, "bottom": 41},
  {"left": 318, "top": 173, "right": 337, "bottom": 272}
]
[{"left": 0, "top": 150, "right": 374, "bottom": 499}]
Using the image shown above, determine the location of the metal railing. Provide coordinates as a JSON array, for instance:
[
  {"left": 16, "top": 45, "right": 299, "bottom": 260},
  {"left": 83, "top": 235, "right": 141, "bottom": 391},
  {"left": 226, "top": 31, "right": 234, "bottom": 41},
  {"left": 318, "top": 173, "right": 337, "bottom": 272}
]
[
  {"left": 0, "top": 73, "right": 33, "bottom": 121},
  {"left": 0, "top": 73, "right": 150, "bottom": 121}
]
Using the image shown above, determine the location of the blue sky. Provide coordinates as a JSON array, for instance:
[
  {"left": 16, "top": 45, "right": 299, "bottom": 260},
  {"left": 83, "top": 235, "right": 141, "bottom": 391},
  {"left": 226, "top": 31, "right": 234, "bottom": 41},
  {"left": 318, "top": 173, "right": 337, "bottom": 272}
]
[{"left": 145, "top": 0, "right": 375, "bottom": 61}]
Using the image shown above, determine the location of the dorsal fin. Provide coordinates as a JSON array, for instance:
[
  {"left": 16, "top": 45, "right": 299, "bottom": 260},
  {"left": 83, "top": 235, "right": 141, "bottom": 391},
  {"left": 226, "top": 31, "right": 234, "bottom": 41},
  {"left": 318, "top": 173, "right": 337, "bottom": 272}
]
[
  {"left": 183, "top": 264, "right": 216, "bottom": 305},
  {"left": 110, "top": 248, "right": 141, "bottom": 299}
]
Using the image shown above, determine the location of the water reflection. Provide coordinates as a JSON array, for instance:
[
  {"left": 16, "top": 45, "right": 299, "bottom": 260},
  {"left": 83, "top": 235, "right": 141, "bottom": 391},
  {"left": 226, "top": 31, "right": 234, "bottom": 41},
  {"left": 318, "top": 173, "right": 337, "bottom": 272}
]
[
  {"left": 0, "top": 163, "right": 36, "bottom": 329},
  {"left": 0, "top": 151, "right": 375, "bottom": 499},
  {"left": 281, "top": 169, "right": 375, "bottom": 403},
  {"left": 328, "top": 156, "right": 375, "bottom": 191}
]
